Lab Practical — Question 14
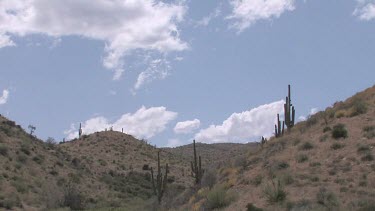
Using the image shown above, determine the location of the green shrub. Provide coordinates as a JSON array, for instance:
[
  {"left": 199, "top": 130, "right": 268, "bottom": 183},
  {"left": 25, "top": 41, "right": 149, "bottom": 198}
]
[
  {"left": 363, "top": 126, "right": 375, "bottom": 139},
  {"left": 11, "top": 181, "right": 28, "bottom": 193},
  {"left": 299, "top": 142, "right": 314, "bottom": 150},
  {"left": 323, "top": 126, "right": 332, "bottom": 133},
  {"left": 361, "top": 153, "right": 374, "bottom": 161},
  {"left": 201, "top": 170, "right": 217, "bottom": 189},
  {"left": 0, "top": 144, "right": 8, "bottom": 156},
  {"left": 63, "top": 184, "right": 85, "bottom": 210},
  {"left": 20, "top": 144, "right": 31, "bottom": 155},
  {"left": 296, "top": 154, "right": 308, "bottom": 163},
  {"left": 32, "top": 155, "right": 45, "bottom": 164},
  {"left": 17, "top": 154, "right": 27, "bottom": 163},
  {"left": 309, "top": 162, "right": 321, "bottom": 167},
  {"left": 206, "top": 185, "right": 236, "bottom": 209},
  {"left": 349, "top": 100, "right": 367, "bottom": 117},
  {"left": 246, "top": 203, "right": 263, "bottom": 211},
  {"left": 332, "top": 124, "right": 348, "bottom": 139},
  {"left": 277, "top": 161, "right": 289, "bottom": 170},
  {"left": 263, "top": 179, "right": 286, "bottom": 204},
  {"left": 331, "top": 143, "right": 345, "bottom": 150},
  {"left": 316, "top": 187, "right": 339, "bottom": 209},
  {"left": 357, "top": 145, "right": 370, "bottom": 153},
  {"left": 251, "top": 175, "right": 262, "bottom": 186}
]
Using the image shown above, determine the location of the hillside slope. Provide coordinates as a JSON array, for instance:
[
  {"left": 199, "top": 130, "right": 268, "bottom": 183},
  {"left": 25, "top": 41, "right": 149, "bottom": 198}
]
[{"left": 183, "top": 85, "right": 375, "bottom": 211}]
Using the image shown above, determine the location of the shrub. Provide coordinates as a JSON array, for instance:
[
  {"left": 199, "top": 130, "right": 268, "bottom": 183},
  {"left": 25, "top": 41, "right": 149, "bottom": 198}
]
[
  {"left": 309, "top": 162, "right": 321, "bottom": 167},
  {"left": 357, "top": 145, "right": 370, "bottom": 153},
  {"left": 251, "top": 175, "right": 262, "bottom": 186},
  {"left": 331, "top": 143, "right": 345, "bottom": 150},
  {"left": 277, "top": 161, "right": 289, "bottom": 170},
  {"left": 306, "top": 115, "right": 318, "bottom": 127},
  {"left": 63, "top": 184, "right": 85, "bottom": 210},
  {"left": 299, "top": 142, "right": 314, "bottom": 150},
  {"left": 363, "top": 126, "right": 375, "bottom": 139},
  {"left": 20, "top": 144, "right": 31, "bottom": 155},
  {"left": 316, "top": 187, "right": 339, "bottom": 208},
  {"left": 332, "top": 124, "right": 348, "bottom": 139},
  {"left": 296, "top": 154, "right": 308, "bottom": 163},
  {"left": 263, "top": 179, "right": 286, "bottom": 204},
  {"left": 0, "top": 144, "right": 8, "bottom": 156},
  {"left": 201, "top": 169, "right": 217, "bottom": 189},
  {"left": 361, "top": 153, "right": 374, "bottom": 161},
  {"left": 246, "top": 203, "right": 263, "bottom": 211},
  {"left": 206, "top": 185, "right": 235, "bottom": 210},
  {"left": 349, "top": 100, "right": 367, "bottom": 117},
  {"left": 32, "top": 155, "right": 44, "bottom": 164},
  {"left": 17, "top": 154, "right": 27, "bottom": 163},
  {"left": 323, "top": 126, "right": 332, "bottom": 133},
  {"left": 234, "top": 156, "right": 247, "bottom": 170}
]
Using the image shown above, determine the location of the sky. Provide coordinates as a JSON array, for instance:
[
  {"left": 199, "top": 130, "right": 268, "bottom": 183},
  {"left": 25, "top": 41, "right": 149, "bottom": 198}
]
[{"left": 0, "top": 0, "right": 374, "bottom": 147}]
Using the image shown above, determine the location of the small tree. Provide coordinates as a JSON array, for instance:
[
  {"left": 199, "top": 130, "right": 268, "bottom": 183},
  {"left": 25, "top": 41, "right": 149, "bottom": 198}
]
[{"left": 28, "top": 125, "right": 36, "bottom": 135}]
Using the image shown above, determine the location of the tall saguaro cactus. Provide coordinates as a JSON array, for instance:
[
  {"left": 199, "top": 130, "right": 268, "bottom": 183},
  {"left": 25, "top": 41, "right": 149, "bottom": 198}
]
[
  {"left": 78, "top": 123, "right": 82, "bottom": 139},
  {"left": 274, "top": 114, "right": 285, "bottom": 138},
  {"left": 284, "top": 85, "right": 295, "bottom": 129},
  {"left": 191, "top": 140, "right": 204, "bottom": 185},
  {"left": 150, "top": 151, "right": 168, "bottom": 204}
]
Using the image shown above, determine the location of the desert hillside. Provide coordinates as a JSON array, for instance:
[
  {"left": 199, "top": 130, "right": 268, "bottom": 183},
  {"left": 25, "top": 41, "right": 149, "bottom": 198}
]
[
  {"left": 180, "top": 85, "right": 375, "bottom": 211},
  {"left": 0, "top": 85, "right": 374, "bottom": 211}
]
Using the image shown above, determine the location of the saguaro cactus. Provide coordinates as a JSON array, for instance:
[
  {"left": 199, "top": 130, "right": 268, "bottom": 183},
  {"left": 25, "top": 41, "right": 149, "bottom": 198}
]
[
  {"left": 78, "top": 123, "right": 82, "bottom": 139},
  {"left": 150, "top": 151, "right": 168, "bottom": 204},
  {"left": 275, "top": 114, "right": 285, "bottom": 138},
  {"left": 284, "top": 85, "right": 295, "bottom": 129},
  {"left": 191, "top": 140, "right": 204, "bottom": 185}
]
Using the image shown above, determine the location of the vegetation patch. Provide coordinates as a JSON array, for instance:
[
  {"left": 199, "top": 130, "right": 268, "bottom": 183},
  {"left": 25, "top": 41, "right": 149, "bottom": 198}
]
[
  {"left": 332, "top": 124, "right": 348, "bottom": 139},
  {"left": 299, "top": 142, "right": 314, "bottom": 150},
  {"left": 206, "top": 185, "right": 236, "bottom": 210},
  {"left": 0, "top": 144, "right": 8, "bottom": 156},
  {"left": 263, "top": 179, "right": 286, "bottom": 204},
  {"left": 363, "top": 125, "right": 375, "bottom": 139},
  {"left": 296, "top": 154, "right": 309, "bottom": 163},
  {"left": 331, "top": 143, "right": 345, "bottom": 150},
  {"left": 316, "top": 187, "right": 339, "bottom": 209}
]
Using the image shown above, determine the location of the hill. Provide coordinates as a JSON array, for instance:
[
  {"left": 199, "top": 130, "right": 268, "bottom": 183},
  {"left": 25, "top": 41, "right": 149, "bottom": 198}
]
[
  {"left": 0, "top": 85, "right": 374, "bottom": 210},
  {"left": 181, "top": 85, "right": 375, "bottom": 211}
]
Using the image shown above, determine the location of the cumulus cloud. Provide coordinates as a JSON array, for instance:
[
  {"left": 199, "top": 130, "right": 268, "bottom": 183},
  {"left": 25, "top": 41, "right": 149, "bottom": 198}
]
[
  {"left": 194, "top": 100, "right": 284, "bottom": 143},
  {"left": 0, "top": 0, "right": 188, "bottom": 79},
  {"left": 0, "top": 90, "right": 9, "bottom": 105},
  {"left": 134, "top": 58, "right": 171, "bottom": 90},
  {"left": 64, "top": 106, "right": 177, "bottom": 140},
  {"left": 298, "top": 107, "right": 319, "bottom": 122},
  {"left": 174, "top": 119, "right": 201, "bottom": 134},
  {"left": 354, "top": 1, "right": 375, "bottom": 20},
  {"left": 227, "top": 0, "right": 295, "bottom": 32},
  {"left": 166, "top": 138, "right": 184, "bottom": 147}
]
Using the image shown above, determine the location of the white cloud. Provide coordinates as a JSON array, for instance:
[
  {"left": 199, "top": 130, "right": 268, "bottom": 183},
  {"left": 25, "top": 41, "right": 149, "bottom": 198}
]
[
  {"left": 227, "top": 0, "right": 295, "bottom": 32},
  {"left": 298, "top": 107, "right": 319, "bottom": 122},
  {"left": 174, "top": 119, "right": 201, "bottom": 134},
  {"left": 166, "top": 138, "right": 184, "bottom": 147},
  {"left": 0, "top": 0, "right": 188, "bottom": 79},
  {"left": 0, "top": 34, "right": 15, "bottom": 48},
  {"left": 64, "top": 106, "right": 177, "bottom": 140},
  {"left": 194, "top": 100, "right": 284, "bottom": 143},
  {"left": 354, "top": 1, "right": 375, "bottom": 20},
  {"left": 196, "top": 5, "right": 221, "bottom": 27},
  {"left": 298, "top": 116, "right": 306, "bottom": 121},
  {"left": 0, "top": 90, "right": 9, "bottom": 105},
  {"left": 134, "top": 58, "right": 171, "bottom": 90},
  {"left": 309, "top": 107, "right": 319, "bottom": 115}
]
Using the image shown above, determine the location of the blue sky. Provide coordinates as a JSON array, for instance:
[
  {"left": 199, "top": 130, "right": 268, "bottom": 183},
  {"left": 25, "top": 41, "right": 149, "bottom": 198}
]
[{"left": 0, "top": 0, "right": 374, "bottom": 147}]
